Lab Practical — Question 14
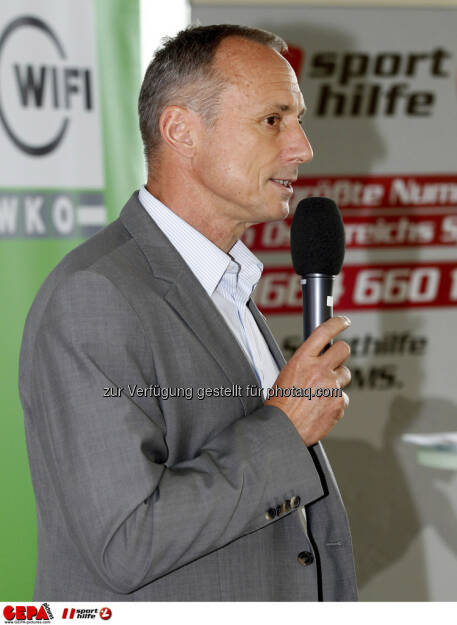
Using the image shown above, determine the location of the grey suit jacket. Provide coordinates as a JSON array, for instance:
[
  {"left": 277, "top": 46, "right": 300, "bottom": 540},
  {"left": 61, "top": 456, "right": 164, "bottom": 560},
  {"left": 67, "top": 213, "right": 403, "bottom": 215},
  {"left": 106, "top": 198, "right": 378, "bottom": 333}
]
[{"left": 19, "top": 192, "right": 358, "bottom": 601}]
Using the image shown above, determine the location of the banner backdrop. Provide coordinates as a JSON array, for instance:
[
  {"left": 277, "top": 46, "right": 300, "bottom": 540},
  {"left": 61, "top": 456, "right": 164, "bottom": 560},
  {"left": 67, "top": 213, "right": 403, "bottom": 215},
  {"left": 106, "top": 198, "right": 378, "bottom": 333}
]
[
  {"left": 0, "top": 0, "right": 143, "bottom": 599},
  {"left": 192, "top": 5, "right": 457, "bottom": 600}
]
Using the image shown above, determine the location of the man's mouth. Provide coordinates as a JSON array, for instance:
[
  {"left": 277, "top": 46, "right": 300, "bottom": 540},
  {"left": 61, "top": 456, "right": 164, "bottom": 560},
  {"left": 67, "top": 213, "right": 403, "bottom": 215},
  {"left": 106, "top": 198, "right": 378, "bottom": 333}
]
[{"left": 269, "top": 178, "right": 294, "bottom": 193}]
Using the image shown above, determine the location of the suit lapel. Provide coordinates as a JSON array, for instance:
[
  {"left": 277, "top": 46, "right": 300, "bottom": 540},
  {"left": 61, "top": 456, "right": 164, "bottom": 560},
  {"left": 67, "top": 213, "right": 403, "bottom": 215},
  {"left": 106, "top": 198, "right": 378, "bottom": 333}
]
[{"left": 164, "top": 281, "right": 263, "bottom": 415}]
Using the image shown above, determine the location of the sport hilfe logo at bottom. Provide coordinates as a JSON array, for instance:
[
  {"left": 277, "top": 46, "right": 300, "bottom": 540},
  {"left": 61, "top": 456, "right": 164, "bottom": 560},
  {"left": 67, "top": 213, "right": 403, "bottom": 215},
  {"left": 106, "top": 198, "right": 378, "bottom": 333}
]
[{"left": 61, "top": 607, "right": 112, "bottom": 620}]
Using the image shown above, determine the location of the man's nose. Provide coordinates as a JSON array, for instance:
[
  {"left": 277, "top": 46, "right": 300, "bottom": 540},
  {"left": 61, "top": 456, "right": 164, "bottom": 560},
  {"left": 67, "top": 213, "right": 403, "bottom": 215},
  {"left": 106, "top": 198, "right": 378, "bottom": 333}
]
[{"left": 287, "top": 124, "right": 313, "bottom": 164}]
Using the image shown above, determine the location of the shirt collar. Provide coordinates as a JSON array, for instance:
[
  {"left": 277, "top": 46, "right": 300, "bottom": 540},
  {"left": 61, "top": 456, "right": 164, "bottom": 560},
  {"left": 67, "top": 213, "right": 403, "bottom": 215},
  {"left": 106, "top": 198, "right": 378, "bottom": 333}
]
[{"left": 138, "top": 185, "right": 263, "bottom": 297}]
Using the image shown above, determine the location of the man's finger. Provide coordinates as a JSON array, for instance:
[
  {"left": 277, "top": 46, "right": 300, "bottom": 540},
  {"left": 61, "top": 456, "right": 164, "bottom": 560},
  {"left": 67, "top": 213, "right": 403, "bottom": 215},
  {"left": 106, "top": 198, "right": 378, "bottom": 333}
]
[
  {"left": 335, "top": 364, "right": 351, "bottom": 389},
  {"left": 342, "top": 391, "right": 349, "bottom": 410},
  {"left": 322, "top": 341, "right": 351, "bottom": 370},
  {"left": 301, "top": 316, "right": 351, "bottom": 357}
]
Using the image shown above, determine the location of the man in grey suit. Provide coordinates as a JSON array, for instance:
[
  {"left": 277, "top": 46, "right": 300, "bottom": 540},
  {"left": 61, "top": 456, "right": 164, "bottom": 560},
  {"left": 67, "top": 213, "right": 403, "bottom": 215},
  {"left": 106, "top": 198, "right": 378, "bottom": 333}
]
[{"left": 19, "top": 24, "right": 357, "bottom": 601}]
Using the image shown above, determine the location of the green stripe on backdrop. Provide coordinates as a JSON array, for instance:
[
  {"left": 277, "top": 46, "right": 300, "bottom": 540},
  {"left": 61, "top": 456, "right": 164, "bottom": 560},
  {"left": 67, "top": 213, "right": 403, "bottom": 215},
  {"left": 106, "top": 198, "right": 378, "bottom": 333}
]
[
  {"left": 96, "top": 0, "right": 145, "bottom": 216},
  {"left": 0, "top": 0, "right": 143, "bottom": 600}
]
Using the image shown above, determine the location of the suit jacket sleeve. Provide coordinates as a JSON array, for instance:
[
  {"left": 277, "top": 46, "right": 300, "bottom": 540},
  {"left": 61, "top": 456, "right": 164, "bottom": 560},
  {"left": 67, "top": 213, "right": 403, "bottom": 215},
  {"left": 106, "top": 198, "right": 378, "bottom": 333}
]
[{"left": 27, "top": 269, "right": 324, "bottom": 594}]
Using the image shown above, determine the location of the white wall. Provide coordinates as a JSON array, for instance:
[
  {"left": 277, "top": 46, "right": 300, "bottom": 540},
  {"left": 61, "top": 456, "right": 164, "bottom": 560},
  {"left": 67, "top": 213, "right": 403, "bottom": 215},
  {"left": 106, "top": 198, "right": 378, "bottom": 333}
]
[{"left": 140, "top": 0, "right": 191, "bottom": 76}]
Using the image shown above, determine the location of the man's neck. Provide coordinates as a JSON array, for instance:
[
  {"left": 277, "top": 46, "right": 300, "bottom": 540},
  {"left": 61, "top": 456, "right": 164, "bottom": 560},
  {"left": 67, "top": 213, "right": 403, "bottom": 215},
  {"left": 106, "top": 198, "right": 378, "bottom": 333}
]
[{"left": 145, "top": 180, "right": 246, "bottom": 253}]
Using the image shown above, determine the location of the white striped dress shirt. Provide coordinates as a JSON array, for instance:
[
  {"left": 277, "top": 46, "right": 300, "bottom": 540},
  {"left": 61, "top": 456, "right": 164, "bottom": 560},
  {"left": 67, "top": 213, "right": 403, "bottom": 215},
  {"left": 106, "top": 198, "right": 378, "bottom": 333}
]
[{"left": 139, "top": 185, "right": 279, "bottom": 396}]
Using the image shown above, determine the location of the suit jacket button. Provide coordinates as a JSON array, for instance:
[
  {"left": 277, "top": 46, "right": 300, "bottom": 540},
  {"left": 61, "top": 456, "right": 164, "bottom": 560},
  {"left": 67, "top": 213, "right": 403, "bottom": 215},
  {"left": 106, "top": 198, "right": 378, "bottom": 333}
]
[
  {"left": 297, "top": 551, "right": 314, "bottom": 566},
  {"left": 265, "top": 508, "right": 276, "bottom": 521},
  {"left": 278, "top": 502, "right": 288, "bottom": 515},
  {"left": 291, "top": 495, "right": 301, "bottom": 509}
]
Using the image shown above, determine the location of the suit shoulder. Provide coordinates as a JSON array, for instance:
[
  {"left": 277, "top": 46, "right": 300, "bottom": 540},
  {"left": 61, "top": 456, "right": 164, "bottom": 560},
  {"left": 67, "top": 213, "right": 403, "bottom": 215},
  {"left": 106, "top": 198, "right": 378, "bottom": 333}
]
[{"left": 20, "top": 218, "right": 144, "bottom": 348}]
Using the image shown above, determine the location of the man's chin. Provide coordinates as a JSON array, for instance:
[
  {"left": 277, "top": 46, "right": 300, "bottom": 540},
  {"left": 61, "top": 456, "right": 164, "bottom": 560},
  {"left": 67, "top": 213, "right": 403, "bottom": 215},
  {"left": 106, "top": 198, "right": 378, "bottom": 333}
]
[
  {"left": 248, "top": 202, "right": 290, "bottom": 227},
  {"left": 279, "top": 202, "right": 290, "bottom": 219},
  {"left": 270, "top": 202, "right": 290, "bottom": 221}
]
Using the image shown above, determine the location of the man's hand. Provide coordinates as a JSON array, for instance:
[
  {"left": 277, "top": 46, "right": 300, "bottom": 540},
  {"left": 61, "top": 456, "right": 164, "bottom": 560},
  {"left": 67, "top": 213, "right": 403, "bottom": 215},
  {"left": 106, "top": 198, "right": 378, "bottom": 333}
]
[{"left": 265, "top": 316, "right": 351, "bottom": 446}]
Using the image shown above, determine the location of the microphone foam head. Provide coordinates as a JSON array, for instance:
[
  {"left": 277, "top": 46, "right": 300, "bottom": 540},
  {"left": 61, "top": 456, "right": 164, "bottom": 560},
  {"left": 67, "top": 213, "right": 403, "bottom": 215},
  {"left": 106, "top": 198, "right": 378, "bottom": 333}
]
[{"left": 290, "top": 197, "right": 345, "bottom": 276}]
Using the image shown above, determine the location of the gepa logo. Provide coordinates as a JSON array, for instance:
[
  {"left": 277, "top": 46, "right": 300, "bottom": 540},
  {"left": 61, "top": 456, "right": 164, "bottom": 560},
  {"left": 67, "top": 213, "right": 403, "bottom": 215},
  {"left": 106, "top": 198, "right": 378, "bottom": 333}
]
[{"left": 3, "top": 603, "right": 53, "bottom": 622}]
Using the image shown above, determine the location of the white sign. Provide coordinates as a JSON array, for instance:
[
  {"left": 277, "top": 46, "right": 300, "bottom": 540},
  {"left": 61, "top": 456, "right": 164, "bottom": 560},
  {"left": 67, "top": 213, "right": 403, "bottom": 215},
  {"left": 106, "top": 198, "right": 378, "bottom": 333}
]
[{"left": 0, "top": 0, "right": 103, "bottom": 188}]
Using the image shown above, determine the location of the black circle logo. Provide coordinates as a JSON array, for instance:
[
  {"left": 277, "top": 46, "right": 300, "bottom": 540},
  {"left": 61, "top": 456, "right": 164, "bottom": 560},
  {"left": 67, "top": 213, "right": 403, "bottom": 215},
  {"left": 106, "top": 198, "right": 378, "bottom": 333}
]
[{"left": 0, "top": 15, "right": 69, "bottom": 156}]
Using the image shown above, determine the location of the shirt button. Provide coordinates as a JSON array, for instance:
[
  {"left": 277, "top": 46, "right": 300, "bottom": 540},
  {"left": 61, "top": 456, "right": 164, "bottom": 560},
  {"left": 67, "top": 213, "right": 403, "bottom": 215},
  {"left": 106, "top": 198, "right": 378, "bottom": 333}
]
[
  {"left": 290, "top": 495, "right": 301, "bottom": 509},
  {"left": 265, "top": 508, "right": 276, "bottom": 521},
  {"left": 297, "top": 551, "right": 314, "bottom": 566}
]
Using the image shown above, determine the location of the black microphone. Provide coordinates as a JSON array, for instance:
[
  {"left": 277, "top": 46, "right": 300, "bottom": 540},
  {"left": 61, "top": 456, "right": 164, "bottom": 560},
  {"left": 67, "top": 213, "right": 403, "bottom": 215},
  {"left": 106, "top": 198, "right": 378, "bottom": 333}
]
[{"left": 290, "top": 197, "right": 345, "bottom": 344}]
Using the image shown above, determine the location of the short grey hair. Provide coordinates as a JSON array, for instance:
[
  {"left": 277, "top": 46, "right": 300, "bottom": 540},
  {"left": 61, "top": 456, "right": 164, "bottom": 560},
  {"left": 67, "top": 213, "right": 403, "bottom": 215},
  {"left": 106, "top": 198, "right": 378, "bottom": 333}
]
[{"left": 138, "top": 24, "right": 287, "bottom": 172}]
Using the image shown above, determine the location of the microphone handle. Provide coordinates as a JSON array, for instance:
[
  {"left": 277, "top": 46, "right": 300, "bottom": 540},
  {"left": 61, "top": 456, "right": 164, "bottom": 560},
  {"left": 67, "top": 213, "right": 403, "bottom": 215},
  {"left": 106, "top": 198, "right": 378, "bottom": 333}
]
[{"left": 301, "top": 273, "right": 336, "bottom": 346}]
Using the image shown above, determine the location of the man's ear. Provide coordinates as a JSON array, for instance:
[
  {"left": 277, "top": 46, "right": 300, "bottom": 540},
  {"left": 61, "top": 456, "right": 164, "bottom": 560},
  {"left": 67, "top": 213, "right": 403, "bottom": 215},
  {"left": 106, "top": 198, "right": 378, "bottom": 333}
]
[{"left": 159, "top": 105, "right": 200, "bottom": 159}]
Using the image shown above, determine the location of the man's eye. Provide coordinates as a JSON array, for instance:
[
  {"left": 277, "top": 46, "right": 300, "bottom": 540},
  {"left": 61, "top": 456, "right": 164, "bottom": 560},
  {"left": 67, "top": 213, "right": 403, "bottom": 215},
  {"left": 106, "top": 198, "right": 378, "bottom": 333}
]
[{"left": 265, "top": 115, "right": 280, "bottom": 126}]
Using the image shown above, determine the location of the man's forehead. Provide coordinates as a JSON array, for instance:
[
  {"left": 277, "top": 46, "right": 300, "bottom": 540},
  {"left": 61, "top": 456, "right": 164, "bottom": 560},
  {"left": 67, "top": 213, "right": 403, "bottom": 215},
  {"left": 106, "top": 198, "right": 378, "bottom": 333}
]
[
  {"left": 214, "top": 36, "right": 304, "bottom": 110},
  {"left": 252, "top": 84, "right": 306, "bottom": 119}
]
